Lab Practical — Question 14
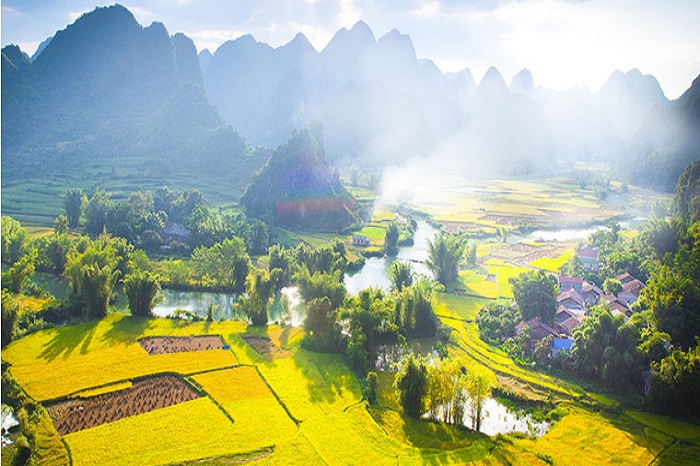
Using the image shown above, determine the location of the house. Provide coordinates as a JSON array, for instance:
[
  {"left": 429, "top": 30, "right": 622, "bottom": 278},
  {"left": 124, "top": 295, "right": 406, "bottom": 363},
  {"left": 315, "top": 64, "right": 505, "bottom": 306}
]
[
  {"left": 581, "top": 281, "right": 605, "bottom": 306},
  {"left": 559, "top": 276, "right": 584, "bottom": 293},
  {"left": 555, "top": 316, "right": 582, "bottom": 336},
  {"left": 552, "top": 338, "right": 574, "bottom": 355},
  {"left": 555, "top": 306, "right": 582, "bottom": 324},
  {"left": 577, "top": 246, "right": 600, "bottom": 271},
  {"left": 162, "top": 221, "right": 190, "bottom": 244},
  {"left": 619, "top": 279, "right": 645, "bottom": 306},
  {"left": 516, "top": 317, "right": 559, "bottom": 342},
  {"left": 352, "top": 235, "right": 370, "bottom": 247},
  {"left": 557, "top": 289, "right": 586, "bottom": 311},
  {"left": 615, "top": 272, "right": 637, "bottom": 286},
  {"left": 605, "top": 297, "right": 632, "bottom": 319}
]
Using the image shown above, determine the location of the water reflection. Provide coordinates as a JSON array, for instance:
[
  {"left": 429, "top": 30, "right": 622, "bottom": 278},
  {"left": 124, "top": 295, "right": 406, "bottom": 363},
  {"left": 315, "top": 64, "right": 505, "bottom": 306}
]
[
  {"left": 151, "top": 289, "right": 238, "bottom": 319},
  {"left": 462, "top": 397, "right": 549, "bottom": 437},
  {"left": 2, "top": 405, "right": 19, "bottom": 446},
  {"left": 345, "top": 221, "right": 437, "bottom": 295},
  {"left": 151, "top": 287, "right": 304, "bottom": 327}
]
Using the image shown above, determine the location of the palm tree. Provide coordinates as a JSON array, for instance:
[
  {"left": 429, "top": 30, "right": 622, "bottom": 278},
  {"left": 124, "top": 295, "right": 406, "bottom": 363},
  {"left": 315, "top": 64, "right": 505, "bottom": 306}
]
[
  {"left": 81, "top": 263, "right": 121, "bottom": 318},
  {"left": 389, "top": 261, "right": 414, "bottom": 292},
  {"left": 426, "top": 233, "right": 465, "bottom": 286},
  {"left": 124, "top": 270, "right": 162, "bottom": 317}
]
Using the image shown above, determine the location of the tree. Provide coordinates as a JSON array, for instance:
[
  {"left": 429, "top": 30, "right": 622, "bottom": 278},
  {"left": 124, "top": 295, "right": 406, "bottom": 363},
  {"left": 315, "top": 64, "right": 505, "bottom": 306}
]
[
  {"left": 641, "top": 265, "right": 700, "bottom": 349},
  {"left": 295, "top": 242, "right": 348, "bottom": 276},
  {"left": 1, "top": 290, "right": 19, "bottom": 347},
  {"left": 237, "top": 268, "right": 281, "bottom": 326},
  {"left": 123, "top": 270, "right": 162, "bottom": 317},
  {"left": 384, "top": 221, "right": 400, "bottom": 256},
  {"left": 426, "top": 233, "right": 466, "bottom": 287},
  {"left": 363, "top": 371, "right": 379, "bottom": 405},
  {"left": 389, "top": 261, "right": 413, "bottom": 292},
  {"left": 476, "top": 301, "right": 519, "bottom": 345},
  {"left": 1, "top": 216, "right": 27, "bottom": 264},
  {"left": 33, "top": 233, "right": 75, "bottom": 274},
  {"left": 673, "top": 158, "right": 700, "bottom": 222},
  {"left": 426, "top": 358, "right": 467, "bottom": 425},
  {"left": 603, "top": 278, "right": 623, "bottom": 296},
  {"left": 393, "top": 278, "right": 438, "bottom": 334},
  {"left": 54, "top": 215, "right": 69, "bottom": 235},
  {"left": 342, "top": 288, "right": 396, "bottom": 371},
  {"left": 559, "top": 255, "right": 584, "bottom": 278},
  {"left": 191, "top": 237, "right": 250, "bottom": 291},
  {"left": 465, "top": 370, "right": 491, "bottom": 432},
  {"left": 395, "top": 353, "right": 429, "bottom": 418},
  {"left": 303, "top": 297, "right": 337, "bottom": 351},
  {"left": 650, "top": 344, "right": 700, "bottom": 418},
  {"left": 84, "top": 189, "right": 112, "bottom": 236},
  {"left": 509, "top": 270, "right": 557, "bottom": 324},
  {"left": 268, "top": 245, "right": 294, "bottom": 289},
  {"left": 346, "top": 330, "right": 369, "bottom": 374},
  {"left": 570, "top": 304, "right": 642, "bottom": 391},
  {"left": 1, "top": 250, "right": 36, "bottom": 294},
  {"left": 79, "top": 263, "right": 121, "bottom": 318},
  {"left": 464, "top": 242, "right": 478, "bottom": 268},
  {"left": 296, "top": 268, "right": 347, "bottom": 311},
  {"left": 220, "top": 237, "right": 250, "bottom": 291},
  {"left": 533, "top": 334, "right": 554, "bottom": 367},
  {"left": 639, "top": 218, "right": 683, "bottom": 261},
  {"left": 498, "top": 226, "right": 508, "bottom": 243},
  {"left": 65, "top": 236, "right": 121, "bottom": 318},
  {"left": 63, "top": 188, "right": 87, "bottom": 228}
]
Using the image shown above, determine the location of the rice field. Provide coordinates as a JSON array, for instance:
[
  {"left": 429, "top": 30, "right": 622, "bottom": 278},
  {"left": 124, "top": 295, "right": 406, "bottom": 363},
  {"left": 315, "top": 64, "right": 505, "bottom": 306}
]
[
  {"left": 400, "top": 177, "right": 628, "bottom": 230},
  {"left": 3, "top": 220, "right": 695, "bottom": 465}
]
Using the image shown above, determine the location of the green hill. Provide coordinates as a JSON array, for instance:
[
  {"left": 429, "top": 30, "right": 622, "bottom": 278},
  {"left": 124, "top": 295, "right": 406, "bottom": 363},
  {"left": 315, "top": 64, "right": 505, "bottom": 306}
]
[{"left": 241, "top": 123, "right": 360, "bottom": 231}]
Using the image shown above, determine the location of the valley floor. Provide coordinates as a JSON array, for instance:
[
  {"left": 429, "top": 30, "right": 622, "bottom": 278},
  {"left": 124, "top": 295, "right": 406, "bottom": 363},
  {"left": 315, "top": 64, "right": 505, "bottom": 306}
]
[{"left": 3, "top": 291, "right": 699, "bottom": 465}]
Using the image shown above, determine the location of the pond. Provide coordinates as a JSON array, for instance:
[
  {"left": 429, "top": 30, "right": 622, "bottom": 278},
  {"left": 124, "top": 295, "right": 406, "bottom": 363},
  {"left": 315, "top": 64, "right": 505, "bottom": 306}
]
[
  {"left": 2, "top": 405, "right": 19, "bottom": 447},
  {"left": 344, "top": 220, "right": 437, "bottom": 295},
  {"left": 150, "top": 287, "right": 305, "bottom": 326},
  {"left": 462, "top": 397, "right": 549, "bottom": 437}
]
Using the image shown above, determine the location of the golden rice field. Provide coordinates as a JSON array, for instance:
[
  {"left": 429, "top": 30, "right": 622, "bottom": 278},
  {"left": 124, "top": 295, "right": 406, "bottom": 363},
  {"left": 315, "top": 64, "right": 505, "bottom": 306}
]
[{"left": 3, "top": 276, "right": 698, "bottom": 465}]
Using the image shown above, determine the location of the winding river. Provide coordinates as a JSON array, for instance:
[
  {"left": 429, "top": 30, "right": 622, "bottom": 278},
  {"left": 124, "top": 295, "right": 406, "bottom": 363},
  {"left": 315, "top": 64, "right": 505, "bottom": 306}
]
[{"left": 344, "top": 220, "right": 437, "bottom": 295}]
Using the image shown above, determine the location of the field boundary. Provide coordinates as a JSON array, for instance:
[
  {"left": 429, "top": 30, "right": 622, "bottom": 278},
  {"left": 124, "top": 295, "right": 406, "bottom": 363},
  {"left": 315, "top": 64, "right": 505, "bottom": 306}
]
[{"left": 251, "top": 365, "right": 302, "bottom": 426}]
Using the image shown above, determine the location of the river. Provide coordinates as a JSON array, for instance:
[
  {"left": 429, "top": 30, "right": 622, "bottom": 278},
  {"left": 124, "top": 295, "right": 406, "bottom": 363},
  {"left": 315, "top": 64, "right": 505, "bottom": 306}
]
[{"left": 344, "top": 220, "right": 437, "bottom": 295}]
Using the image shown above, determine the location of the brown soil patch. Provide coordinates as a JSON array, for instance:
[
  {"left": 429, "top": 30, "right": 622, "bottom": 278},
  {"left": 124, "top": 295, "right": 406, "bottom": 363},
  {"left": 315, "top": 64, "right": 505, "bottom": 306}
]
[
  {"left": 139, "top": 335, "right": 227, "bottom": 355},
  {"left": 241, "top": 335, "right": 287, "bottom": 358},
  {"left": 479, "top": 215, "right": 513, "bottom": 226},
  {"left": 440, "top": 221, "right": 489, "bottom": 234},
  {"left": 47, "top": 375, "right": 201, "bottom": 435}
]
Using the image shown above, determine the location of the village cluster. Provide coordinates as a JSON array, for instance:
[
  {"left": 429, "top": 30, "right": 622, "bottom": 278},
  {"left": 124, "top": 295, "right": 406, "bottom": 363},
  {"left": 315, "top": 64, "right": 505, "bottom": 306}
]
[{"left": 516, "top": 246, "right": 645, "bottom": 354}]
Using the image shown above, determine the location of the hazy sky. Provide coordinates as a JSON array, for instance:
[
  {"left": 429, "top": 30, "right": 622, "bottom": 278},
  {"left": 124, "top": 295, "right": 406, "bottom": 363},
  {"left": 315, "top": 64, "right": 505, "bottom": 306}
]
[{"left": 2, "top": 0, "right": 699, "bottom": 98}]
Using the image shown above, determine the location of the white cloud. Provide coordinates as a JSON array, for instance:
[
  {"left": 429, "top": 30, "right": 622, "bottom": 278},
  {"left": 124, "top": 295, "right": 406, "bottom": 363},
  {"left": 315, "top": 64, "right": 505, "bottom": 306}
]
[
  {"left": 1, "top": 6, "right": 23, "bottom": 17},
  {"left": 17, "top": 41, "right": 40, "bottom": 56},
  {"left": 123, "top": 5, "right": 158, "bottom": 25},
  {"left": 339, "top": 0, "right": 361, "bottom": 26},
  {"left": 185, "top": 29, "right": 249, "bottom": 52},
  {"left": 67, "top": 10, "right": 91, "bottom": 23}
]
